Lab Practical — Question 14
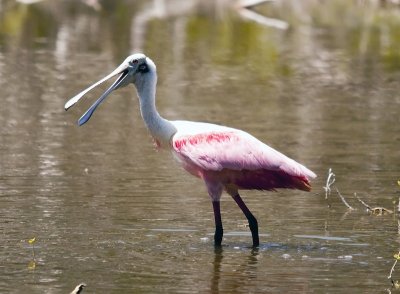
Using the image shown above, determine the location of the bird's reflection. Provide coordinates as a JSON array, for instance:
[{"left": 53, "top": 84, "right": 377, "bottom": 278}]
[
  {"left": 211, "top": 247, "right": 223, "bottom": 294},
  {"left": 210, "top": 246, "right": 260, "bottom": 294}
]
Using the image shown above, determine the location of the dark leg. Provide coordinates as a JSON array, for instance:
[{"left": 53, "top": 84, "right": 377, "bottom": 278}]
[
  {"left": 212, "top": 201, "right": 223, "bottom": 247},
  {"left": 232, "top": 193, "right": 259, "bottom": 247}
]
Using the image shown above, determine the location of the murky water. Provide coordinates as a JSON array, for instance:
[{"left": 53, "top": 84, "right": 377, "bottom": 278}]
[{"left": 1, "top": 0, "right": 400, "bottom": 293}]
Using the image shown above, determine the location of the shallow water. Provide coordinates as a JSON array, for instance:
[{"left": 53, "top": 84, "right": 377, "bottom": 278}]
[{"left": 1, "top": 0, "right": 400, "bottom": 293}]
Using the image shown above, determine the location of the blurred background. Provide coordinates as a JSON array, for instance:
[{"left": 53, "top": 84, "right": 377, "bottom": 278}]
[{"left": 1, "top": 0, "right": 400, "bottom": 293}]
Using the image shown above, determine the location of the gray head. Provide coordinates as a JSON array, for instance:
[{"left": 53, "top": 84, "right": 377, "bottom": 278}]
[{"left": 64, "top": 53, "right": 156, "bottom": 126}]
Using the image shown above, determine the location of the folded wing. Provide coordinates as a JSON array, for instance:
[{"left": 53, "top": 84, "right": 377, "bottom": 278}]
[{"left": 171, "top": 121, "right": 316, "bottom": 191}]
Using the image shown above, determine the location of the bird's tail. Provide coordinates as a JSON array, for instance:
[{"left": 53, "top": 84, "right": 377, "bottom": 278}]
[
  {"left": 291, "top": 176, "right": 313, "bottom": 192},
  {"left": 280, "top": 159, "right": 317, "bottom": 186}
]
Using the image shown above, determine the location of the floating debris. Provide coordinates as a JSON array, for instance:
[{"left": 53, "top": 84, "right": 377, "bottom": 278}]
[
  {"left": 323, "top": 168, "right": 336, "bottom": 200},
  {"left": 388, "top": 252, "right": 400, "bottom": 287},
  {"left": 336, "top": 188, "right": 355, "bottom": 210},
  {"left": 28, "top": 237, "right": 36, "bottom": 267},
  {"left": 355, "top": 193, "right": 393, "bottom": 215},
  {"left": 70, "top": 283, "right": 86, "bottom": 294}
]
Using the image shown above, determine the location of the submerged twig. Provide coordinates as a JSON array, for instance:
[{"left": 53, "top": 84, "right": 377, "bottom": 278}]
[
  {"left": 398, "top": 219, "right": 400, "bottom": 236},
  {"left": 355, "top": 193, "right": 393, "bottom": 215},
  {"left": 70, "top": 283, "right": 86, "bottom": 294},
  {"left": 398, "top": 196, "right": 400, "bottom": 215},
  {"left": 355, "top": 193, "right": 371, "bottom": 210},
  {"left": 28, "top": 237, "right": 36, "bottom": 270},
  {"left": 389, "top": 259, "right": 398, "bottom": 283},
  {"left": 335, "top": 188, "right": 355, "bottom": 210},
  {"left": 323, "top": 168, "right": 336, "bottom": 200},
  {"left": 28, "top": 237, "right": 36, "bottom": 260},
  {"left": 389, "top": 251, "right": 400, "bottom": 288}
]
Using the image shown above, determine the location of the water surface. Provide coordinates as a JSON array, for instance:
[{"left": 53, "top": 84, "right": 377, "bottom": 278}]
[{"left": 1, "top": 0, "right": 400, "bottom": 293}]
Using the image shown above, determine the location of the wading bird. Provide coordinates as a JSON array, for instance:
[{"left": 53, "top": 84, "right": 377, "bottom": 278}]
[{"left": 65, "top": 53, "right": 316, "bottom": 247}]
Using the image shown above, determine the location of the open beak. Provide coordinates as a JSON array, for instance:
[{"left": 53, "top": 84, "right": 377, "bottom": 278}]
[{"left": 64, "top": 62, "right": 131, "bottom": 126}]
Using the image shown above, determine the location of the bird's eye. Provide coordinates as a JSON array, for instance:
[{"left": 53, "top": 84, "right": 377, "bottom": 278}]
[{"left": 138, "top": 63, "right": 149, "bottom": 73}]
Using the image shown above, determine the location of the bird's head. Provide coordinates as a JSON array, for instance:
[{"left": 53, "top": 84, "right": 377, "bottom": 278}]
[{"left": 64, "top": 53, "right": 155, "bottom": 126}]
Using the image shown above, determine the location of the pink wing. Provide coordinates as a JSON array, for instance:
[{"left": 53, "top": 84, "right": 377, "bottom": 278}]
[{"left": 172, "top": 127, "right": 316, "bottom": 190}]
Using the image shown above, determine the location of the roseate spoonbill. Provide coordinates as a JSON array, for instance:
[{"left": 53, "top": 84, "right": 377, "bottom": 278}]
[{"left": 65, "top": 53, "right": 316, "bottom": 247}]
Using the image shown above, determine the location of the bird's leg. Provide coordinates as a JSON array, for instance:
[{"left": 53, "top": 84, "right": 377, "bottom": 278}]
[
  {"left": 232, "top": 193, "right": 259, "bottom": 247},
  {"left": 212, "top": 201, "right": 223, "bottom": 247},
  {"left": 205, "top": 179, "right": 224, "bottom": 247}
]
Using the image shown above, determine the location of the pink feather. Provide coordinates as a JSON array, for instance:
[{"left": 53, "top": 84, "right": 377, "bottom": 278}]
[{"left": 171, "top": 123, "right": 316, "bottom": 192}]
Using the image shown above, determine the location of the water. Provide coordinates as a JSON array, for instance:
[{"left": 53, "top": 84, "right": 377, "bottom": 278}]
[{"left": 1, "top": 0, "right": 400, "bottom": 293}]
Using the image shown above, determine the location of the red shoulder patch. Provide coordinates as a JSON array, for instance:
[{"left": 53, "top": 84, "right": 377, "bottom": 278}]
[{"left": 174, "top": 132, "right": 234, "bottom": 150}]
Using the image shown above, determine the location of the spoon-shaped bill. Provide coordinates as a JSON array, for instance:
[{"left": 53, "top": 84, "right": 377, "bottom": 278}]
[
  {"left": 77, "top": 70, "right": 130, "bottom": 126},
  {"left": 64, "top": 63, "right": 129, "bottom": 111}
]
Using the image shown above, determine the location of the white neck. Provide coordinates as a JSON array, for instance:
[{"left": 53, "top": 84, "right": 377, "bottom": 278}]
[{"left": 134, "top": 69, "right": 177, "bottom": 147}]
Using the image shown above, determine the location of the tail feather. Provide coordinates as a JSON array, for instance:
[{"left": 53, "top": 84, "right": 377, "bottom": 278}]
[
  {"left": 233, "top": 169, "right": 314, "bottom": 192},
  {"left": 280, "top": 160, "right": 317, "bottom": 182},
  {"left": 291, "top": 176, "right": 312, "bottom": 192}
]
